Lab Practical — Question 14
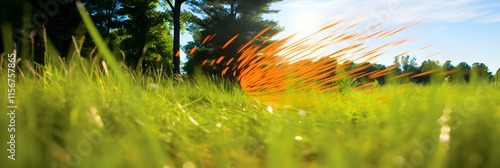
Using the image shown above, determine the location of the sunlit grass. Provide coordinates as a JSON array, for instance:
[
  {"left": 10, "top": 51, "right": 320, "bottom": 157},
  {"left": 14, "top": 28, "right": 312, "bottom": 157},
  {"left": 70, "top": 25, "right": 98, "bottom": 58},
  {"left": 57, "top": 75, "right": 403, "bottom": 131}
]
[
  {"left": 1, "top": 60, "right": 499, "bottom": 167},
  {"left": 1, "top": 4, "right": 500, "bottom": 168}
]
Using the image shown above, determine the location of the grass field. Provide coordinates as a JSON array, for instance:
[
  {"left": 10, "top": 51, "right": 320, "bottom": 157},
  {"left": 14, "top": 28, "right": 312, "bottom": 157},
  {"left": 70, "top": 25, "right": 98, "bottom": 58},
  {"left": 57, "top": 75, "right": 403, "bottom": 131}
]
[{"left": 1, "top": 54, "right": 500, "bottom": 168}]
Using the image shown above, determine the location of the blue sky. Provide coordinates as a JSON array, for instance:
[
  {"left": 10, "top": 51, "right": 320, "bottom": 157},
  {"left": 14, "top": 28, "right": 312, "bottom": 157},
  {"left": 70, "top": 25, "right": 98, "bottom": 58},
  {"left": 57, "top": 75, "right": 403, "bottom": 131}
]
[{"left": 180, "top": 0, "right": 500, "bottom": 73}]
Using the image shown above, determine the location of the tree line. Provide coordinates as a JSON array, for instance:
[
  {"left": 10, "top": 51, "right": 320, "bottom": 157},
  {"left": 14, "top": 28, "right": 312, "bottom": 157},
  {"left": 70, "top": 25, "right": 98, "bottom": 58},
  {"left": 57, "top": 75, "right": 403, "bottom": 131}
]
[
  {"left": 340, "top": 55, "right": 499, "bottom": 86},
  {"left": 1, "top": 0, "right": 190, "bottom": 74}
]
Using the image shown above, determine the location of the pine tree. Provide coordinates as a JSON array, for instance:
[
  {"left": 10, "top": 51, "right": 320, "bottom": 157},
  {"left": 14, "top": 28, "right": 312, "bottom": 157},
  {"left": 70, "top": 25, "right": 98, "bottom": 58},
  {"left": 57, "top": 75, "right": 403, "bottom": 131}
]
[{"left": 184, "top": 0, "right": 283, "bottom": 77}]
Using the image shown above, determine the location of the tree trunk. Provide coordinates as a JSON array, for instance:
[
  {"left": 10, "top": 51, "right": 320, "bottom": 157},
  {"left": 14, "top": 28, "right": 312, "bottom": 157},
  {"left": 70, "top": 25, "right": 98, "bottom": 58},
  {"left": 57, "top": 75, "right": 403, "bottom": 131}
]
[{"left": 172, "top": 0, "right": 185, "bottom": 75}]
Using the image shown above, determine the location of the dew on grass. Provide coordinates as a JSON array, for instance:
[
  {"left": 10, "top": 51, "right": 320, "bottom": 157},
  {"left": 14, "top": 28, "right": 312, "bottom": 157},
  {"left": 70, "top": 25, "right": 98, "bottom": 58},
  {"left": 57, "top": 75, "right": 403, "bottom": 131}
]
[
  {"left": 267, "top": 106, "right": 273, "bottom": 114},
  {"left": 216, "top": 123, "right": 222, "bottom": 128},
  {"left": 295, "top": 136, "right": 303, "bottom": 141}
]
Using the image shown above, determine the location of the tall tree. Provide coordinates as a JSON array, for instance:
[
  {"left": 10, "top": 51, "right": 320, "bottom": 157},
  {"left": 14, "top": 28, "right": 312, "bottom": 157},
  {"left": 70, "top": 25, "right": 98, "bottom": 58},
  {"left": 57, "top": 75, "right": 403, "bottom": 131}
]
[
  {"left": 184, "top": 0, "right": 282, "bottom": 77},
  {"left": 470, "top": 62, "right": 492, "bottom": 82},
  {"left": 114, "top": 0, "right": 173, "bottom": 68},
  {"left": 399, "top": 55, "right": 418, "bottom": 74},
  {"left": 416, "top": 59, "right": 441, "bottom": 83},
  {"left": 166, "top": 0, "right": 187, "bottom": 75},
  {"left": 441, "top": 60, "right": 456, "bottom": 82},
  {"left": 442, "top": 60, "right": 455, "bottom": 71},
  {"left": 82, "top": 0, "right": 124, "bottom": 36},
  {"left": 456, "top": 62, "right": 471, "bottom": 82}
]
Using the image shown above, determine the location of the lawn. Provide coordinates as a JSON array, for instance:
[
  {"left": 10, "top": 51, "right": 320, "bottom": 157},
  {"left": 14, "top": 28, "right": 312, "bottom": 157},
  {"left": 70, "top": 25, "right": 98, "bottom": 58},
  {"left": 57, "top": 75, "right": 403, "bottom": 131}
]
[{"left": 1, "top": 57, "right": 499, "bottom": 167}]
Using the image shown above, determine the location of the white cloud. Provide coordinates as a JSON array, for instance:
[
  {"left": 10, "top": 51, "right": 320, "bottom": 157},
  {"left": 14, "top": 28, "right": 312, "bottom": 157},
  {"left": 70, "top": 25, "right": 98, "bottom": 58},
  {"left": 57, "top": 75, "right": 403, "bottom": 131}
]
[
  {"left": 281, "top": 0, "right": 340, "bottom": 9},
  {"left": 278, "top": 0, "right": 500, "bottom": 24},
  {"left": 479, "top": 13, "right": 500, "bottom": 23}
]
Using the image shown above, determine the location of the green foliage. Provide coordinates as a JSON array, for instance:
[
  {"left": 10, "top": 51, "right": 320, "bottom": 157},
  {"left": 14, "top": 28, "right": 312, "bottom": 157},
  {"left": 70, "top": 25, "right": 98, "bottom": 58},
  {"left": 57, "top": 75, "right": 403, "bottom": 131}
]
[
  {"left": 109, "top": 0, "right": 174, "bottom": 69},
  {"left": 387, "top": 57, "right": 494, "bottom": 84},
  {"left": 470, "top": 62, "right": 492, "bottom": 82},
  {"left": 80, "top": 0, "right": 124, "bottom": 36},
  {"left": 420, "top": 59, "right": 441, "bottom": 72},
  {"left": 0, "top": 0, "right": 84, "bottom": 64},
  {"left": 183, "top": 0, "right": 283, "bottom": 76},
  {"left": 495, "top": 68, "right": 500, "bottom": 84},
  {"left": 400, "top": 55, "right": 418, "bottom": 73}
]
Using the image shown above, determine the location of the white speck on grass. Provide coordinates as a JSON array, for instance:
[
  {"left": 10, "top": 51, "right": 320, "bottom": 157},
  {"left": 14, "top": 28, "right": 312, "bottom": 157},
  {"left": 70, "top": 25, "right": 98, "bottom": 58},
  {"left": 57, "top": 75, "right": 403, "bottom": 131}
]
[
  {"left": 439, "top": 115, "right": 450, "bottom": 123},
  {"left": 188, "top": 116, "right": 199, "bottom": 126},
  {"left": 177, "top": 103, "right": 186, "bottom": 113},
  {"left": 438, "top": 107, "right": 452, "bottom": 146},
  {"left": 182, "top": 162, "right": 195, "bottom": 168},
  {"left": 443, "top": 108, "right": 452, "bottom": 114},
  {"left": 441, "top": 126, "right": 451, "bottom": 133},
  {"left": 440, "top": 133, "right": 450, "bottom": 142},
  {"left": 299, "top": 110, "right": 306, "bottom": 116},
  {"left": 135, "top": 119, "right": 144, "bottom": 126},
  {"left": 90, "top": 107, "right": 103, "bottom": 127},
  {"left": 222, "top": 108, "right": 226, "bottom": 111},
  {"left": 268, "top": 106, "right": 273, "bottom": 114},
  {"left": 216, "top": 123, "right": 222, "bottom": 128},
  {"left": 295, "top": 136, "right": 303, "bottom": 141}
]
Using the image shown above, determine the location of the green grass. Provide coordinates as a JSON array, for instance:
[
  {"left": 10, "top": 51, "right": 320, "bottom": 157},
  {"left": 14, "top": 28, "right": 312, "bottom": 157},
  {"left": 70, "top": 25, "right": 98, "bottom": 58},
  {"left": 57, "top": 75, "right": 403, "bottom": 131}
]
[
  {"left": 1, "top": 54, "right": 500, "bottom": 168},
  {"left": 1, "top": 5, "right": 500, "bottom": 168}
]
